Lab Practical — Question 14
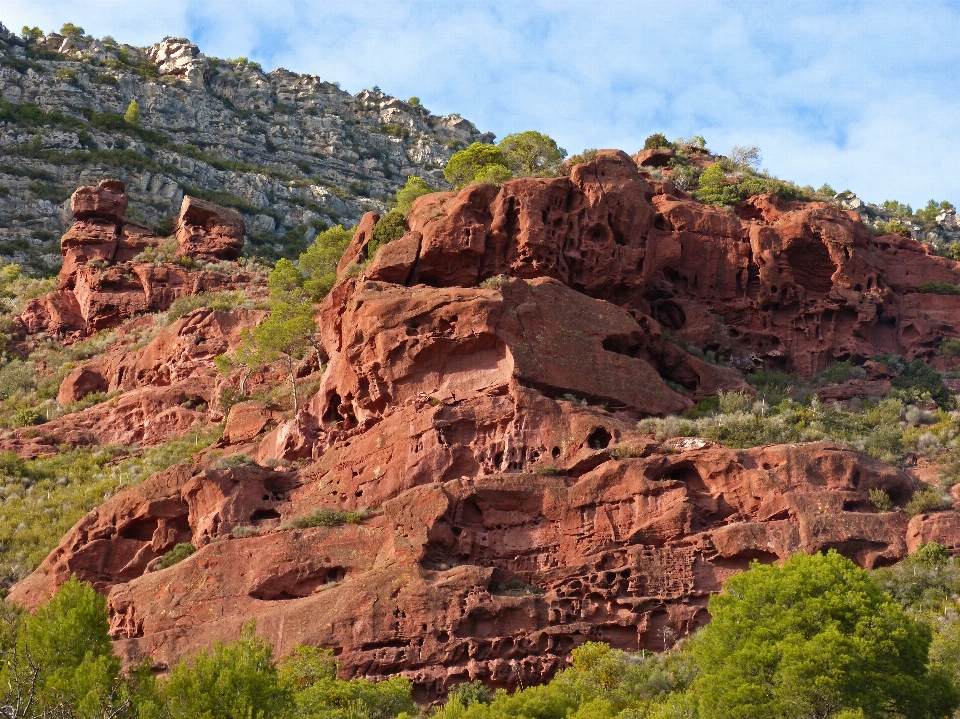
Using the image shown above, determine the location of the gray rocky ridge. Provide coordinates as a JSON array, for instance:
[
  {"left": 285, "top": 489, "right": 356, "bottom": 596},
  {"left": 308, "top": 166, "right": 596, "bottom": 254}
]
[{"left": 0, "top": 25, "right": 493, "bottom": 272}]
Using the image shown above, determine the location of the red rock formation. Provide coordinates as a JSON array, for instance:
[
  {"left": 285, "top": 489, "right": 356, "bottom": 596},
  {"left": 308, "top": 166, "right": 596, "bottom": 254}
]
[
  {"left": 19, "top": 182, "right": 257, "bottom": 338},
  {"left": 174, "top": 196, "right": 245, "bottom": 262},
  {"left": 363, "top": 151, "right": 960, "bottom": 376},
  {"left": 10, "top": 433, "right": 917, "bottom": 697},
  {"left": 14, "top": 159, "right": 960, "bottom": 698}
]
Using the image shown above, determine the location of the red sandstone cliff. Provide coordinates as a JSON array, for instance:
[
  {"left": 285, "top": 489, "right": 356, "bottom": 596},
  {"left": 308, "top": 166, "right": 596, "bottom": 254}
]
[{"left": 10, "top": 153, "right": 960, "bottom": 699}]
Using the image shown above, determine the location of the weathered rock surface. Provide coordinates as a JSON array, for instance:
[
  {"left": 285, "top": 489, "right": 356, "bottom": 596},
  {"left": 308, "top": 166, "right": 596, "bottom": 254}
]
[
  {"left": 364, "top": 151, "right": 960, "bottom": 375},
  {"left": 0, "top": 25, "right": 492, "bottom": 274},
  {"left": 14, "top": 155, "right": 960, "bottom": 698},
  {"left": 10, "top": 433, "right": 920, "bottom": 698},
  {"left": 18, "top": 182, "right": 261, "bottom": 337}
]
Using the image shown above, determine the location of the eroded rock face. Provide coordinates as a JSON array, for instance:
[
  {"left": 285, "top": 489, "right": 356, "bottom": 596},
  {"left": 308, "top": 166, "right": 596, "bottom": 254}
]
[
  {"left": 10, "top": 431, "right": 918, "bottom": 697},
  {"left": 174, "top": 196, "right": 245, "bottom": 262},
  {"left": 19, "top": 183, "right": 255, "bottom": 337},
  {"left": 14, "top": 161, "right": 960, "bottom": 698},
  {"left": 365, "top": 151, "right": 960, "bottom": 375}
]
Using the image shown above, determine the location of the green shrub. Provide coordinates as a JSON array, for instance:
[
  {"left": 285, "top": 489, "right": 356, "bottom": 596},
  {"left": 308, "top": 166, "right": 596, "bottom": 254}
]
[
  {"left": 159, "top": 542, "right": 196, "bottom": 569},
  {"left": 919, "top": 280, "right": 960, "bottom": 295},
  {"left": 448, "top": 680, "right": 492, "bottom": 707},
  {"left": 165, "top": 291, "right": 246, "bottom": 323},
  {"left": 393, "top": 175, "right": 435, "bottom": 216},
  {"left": 643, "top": 132, "right": 670, "bottom": 150},
  {"left": 869, "top": 488, "right": 894, "bottom": 512},
  {"left": 940, "top": 338, "right": 960, "bottom": 357},
  {"left": 905, "top": 488, "right": 953, "bottom": 516},
  {"left": 282, "top": 508, "right": 366, "bottom": 529},
  {"left": 12, "top": 407, "right": 43, "bottom": 427},
  {"left": 367, "top": 210, "right": 406, "bottom": 257},
  {"left": 124, "top": 99, "right": 140, "bottom": 125},
  {"left": 93, "top": 74, "right": 119, "bottom": 86}
]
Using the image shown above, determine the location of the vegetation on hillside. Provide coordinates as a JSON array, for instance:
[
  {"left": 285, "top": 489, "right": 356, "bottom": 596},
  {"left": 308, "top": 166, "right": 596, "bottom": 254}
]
[
  {"left": 443, "top": 131, "right": 567, "bottom": 188},
  {"left": 8, "top": 551, "right": 960, "bottom": 718}
]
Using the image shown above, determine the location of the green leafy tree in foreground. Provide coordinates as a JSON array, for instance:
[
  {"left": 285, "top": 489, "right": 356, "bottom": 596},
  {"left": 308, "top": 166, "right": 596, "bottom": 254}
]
[
  {"left": 123, "top": 100, "right": 140, "bottom": 126},
  {"left": 498, "top": 130, "right": 567, "bottom": 177},
  {"left": 675, "top": 550, "right": 958, "bottom": 719},
  {"left": 1, "top": 578, "right": 137, "bottom": 719},
  {"left": 161, "top": 624, "right": 291, "bottom": 719}
]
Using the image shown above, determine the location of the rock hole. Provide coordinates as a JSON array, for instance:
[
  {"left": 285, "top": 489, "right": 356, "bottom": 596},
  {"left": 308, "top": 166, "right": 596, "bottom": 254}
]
[
  {"left": 250, "top": 508, "right": 281, "bottom": 522},
  {"left": 552, "top": 446, "right": 561, "bottom": 459},
  {"left": 587, "top": 427, "right": 612, "bottom": 450}
]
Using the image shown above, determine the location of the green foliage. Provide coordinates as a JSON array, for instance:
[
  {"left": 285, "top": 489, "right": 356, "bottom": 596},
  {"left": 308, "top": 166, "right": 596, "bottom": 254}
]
[
  {"left": 498, "top": 131, "right": 567, "bottom": 177},
  {"left": 21, "top": 26, "right": 43, "bottom": 43},
  {"left": 0, "top": 430, "right": 220, "bottom": 588},
  {"left": 818, "top": 183, "right": 837, "bottom": 196},
  {"left": 165, "top": 290, "right": 247, "bottom": 323},
  {"left": 905, "top": 488, "right": 953, "bottom": 517},
  {"left": 281, "top": 645, "right": 416, "bottom": 718},
  {"left": 643, "top": 132, "right": 670, "bottom": 150},
  {"left": 299, "top": 225, "right": 354, "bottom": 301},
  {"left": 283, "top": 508, "right": 366, "bottom": 529},
  {"left": 163, "top": 624, "right": 290, "bottom": 719},
  {"left": 368, "top": 210, "right": 407, "bottom": 257},
  {"left": 159, "top": 542, "right": 196, "bottom": 569},
  {"left": 0, "top": 578, "right": 135, "bottom": 719},
  {"left": 696, "top": 162, "right": 810, "bottom": 206},
  {"left": 939, "top": 338, "right": 960, "bottom": 357},
  {"left": 60, "top": 22, "right": 85, "bottom": 38},
  {"left": 123, "top": 99, "right": 140, "bottom": 125},
  {"left": 868, "top": 488, "right": 893, "bottom": 512},
  {"left": 919, "top": 280, "right": 960, "bottom": 295},
  {"left": 472, "top": 163, "right": 513, "bottom": 186},
  {"left": 448, "top": 680, "right": 492, "bottom": 707},
  {"left": 914, "top": 541, "right": 951, "bottom": 568},
  {"left": 444, "top": 142, "right": 512, "bottom": 189},
  {"left": 407, "top": 96, "right": 421, "bottom": 107},
  {"left": 394, "top": 175, "right": 435, "bottom": 216},
  {"left": 680, "top": 551, "right": 957, "bottom": 719},
  {"left": 915, "top": 199, "right": 955, "bottom": 229},
  {"left": 875, "top": 218, "right": 913, "bottom": 238},
  {"left": 876, "top": 354, "right": 955, "bottom": 409}
]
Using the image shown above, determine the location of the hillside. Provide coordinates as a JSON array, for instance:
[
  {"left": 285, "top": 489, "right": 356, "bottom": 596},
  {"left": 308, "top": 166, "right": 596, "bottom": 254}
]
[
  {"left": 4, "top": 146, "right": 960, "bottom": 702},
  {"left": 0, "top": 23, "right": 490, "bottom": 274},
  {"left": 7, "top": 22, "right": 960, "bottom": 717}
]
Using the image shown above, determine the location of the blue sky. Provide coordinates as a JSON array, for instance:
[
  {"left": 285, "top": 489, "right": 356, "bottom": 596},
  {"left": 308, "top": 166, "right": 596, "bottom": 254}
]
[{"left": 4, "top": 1, "right": 960, "bottom": 207}]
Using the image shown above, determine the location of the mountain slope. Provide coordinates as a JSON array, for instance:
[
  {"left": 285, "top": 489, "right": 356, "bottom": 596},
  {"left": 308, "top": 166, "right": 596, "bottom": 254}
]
[{"left": 0, "top": 25, "right": 491, "bottom": 273}]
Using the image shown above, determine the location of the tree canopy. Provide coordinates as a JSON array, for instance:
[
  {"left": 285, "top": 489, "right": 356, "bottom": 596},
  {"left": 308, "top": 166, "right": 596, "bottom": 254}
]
[
  {"left": 498, "top": 131, "right": 566, "bottom": 177},
  {"left": 680, "top": 550, "right": 957, "bottom": 719}
]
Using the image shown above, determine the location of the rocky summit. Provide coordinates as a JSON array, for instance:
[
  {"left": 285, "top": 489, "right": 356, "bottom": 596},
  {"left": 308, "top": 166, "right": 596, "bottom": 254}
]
[
  {"left": 0, "top": 24, "right": 490, "bottom": 273},
  {"left": 9, "top": 149, "right": 960, "bottom": 700}
]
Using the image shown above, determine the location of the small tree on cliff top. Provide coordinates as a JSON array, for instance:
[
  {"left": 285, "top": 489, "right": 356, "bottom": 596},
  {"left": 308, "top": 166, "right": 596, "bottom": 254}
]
[{"left": 498, "top": 130, "right": 566, "bottom": 177}]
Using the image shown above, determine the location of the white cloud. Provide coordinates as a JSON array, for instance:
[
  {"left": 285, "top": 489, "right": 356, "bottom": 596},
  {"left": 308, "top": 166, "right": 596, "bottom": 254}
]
[{"left": 3, "top": 0, "right": 960, "bottom": 205}]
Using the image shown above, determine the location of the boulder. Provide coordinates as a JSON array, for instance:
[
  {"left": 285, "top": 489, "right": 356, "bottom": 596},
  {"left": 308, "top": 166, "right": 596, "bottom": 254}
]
[
  {"left": 71, "top": 179, "right": 128, "bottom": 223},
  {"left": 174, "top": 196, "right": 245, "bottom": 261}
]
